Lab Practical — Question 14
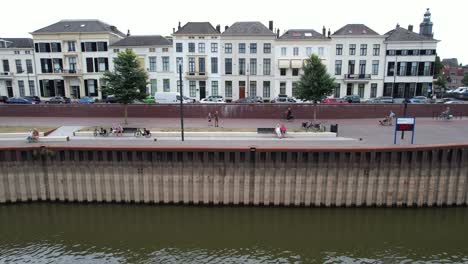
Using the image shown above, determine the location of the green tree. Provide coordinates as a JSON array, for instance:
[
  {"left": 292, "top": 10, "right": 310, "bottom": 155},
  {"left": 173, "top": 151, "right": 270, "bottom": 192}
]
[
  {"left": 462, "top": 73, "right": 468, "bottom": 86},
  {"left": 101, "top": 49, "right": 148, "bottom": 124},
  {"left": 434, "top": 74, "right": 448, "bottom": 90},
  {"left": 434, "top": 56, "right": 444, "bottom": 78},
  {"left": 296, "top": 54, "right": 336, "bottom": 120}
]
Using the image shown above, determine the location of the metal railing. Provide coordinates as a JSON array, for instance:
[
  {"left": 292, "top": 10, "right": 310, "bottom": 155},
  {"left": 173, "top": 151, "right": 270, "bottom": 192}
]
[{"left": 344, "top": 74, "right": 371, "bottom": 80}]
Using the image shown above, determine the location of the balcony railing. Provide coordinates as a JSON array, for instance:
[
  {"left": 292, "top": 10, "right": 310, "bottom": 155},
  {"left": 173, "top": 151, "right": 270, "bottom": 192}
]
[
  {"left": 185, "top": 72, "right": 208, "bottom": 80},
  {"left": 62, "top": 69, "right": 83, "bottom": 76},
  {"left": 344, "top": 74, "right": 371, "bottom": 80},
  {"left": 0, "top": 72, "right": 13, "bottom": 79}
]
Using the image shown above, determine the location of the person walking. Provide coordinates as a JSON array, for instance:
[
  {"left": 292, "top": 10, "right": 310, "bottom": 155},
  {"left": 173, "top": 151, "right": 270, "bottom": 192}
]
[
  {"left": 207, "top": 112, "right": 212, "bottom": 127},
  {"left": 214, "top": 111, "right": 219, "bottom": 127}
]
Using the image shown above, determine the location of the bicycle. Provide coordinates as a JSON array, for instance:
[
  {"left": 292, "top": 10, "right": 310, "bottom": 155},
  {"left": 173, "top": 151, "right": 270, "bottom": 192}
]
[
  {"left": 134, "top": 129, "right": 152, "bottom": 138},
  {"left": 94, "top": 128, "right": 109, "bottom": 137},
  {"left": 302, "top": 121, "right": 326, "bottom": 132}
]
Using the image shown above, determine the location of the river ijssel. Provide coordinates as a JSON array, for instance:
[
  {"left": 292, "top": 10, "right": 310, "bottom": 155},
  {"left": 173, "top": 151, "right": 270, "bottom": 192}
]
[{"left": 0, "top": 204, "right": 467, "bottom": 263}]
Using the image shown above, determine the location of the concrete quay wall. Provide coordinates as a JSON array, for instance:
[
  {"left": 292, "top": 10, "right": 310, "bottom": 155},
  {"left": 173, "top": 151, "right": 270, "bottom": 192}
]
[
  {"left": 0, "top": 103, "right": 467, "bottom": 119},
  {"left": 0, "top": 145, "right": 467, "bottom": 207}
]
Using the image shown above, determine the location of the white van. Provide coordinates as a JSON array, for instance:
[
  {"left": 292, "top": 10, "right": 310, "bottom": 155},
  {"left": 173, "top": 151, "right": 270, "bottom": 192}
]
[{"left": 154, "top": 92, "right": 191, "bottom": 104}]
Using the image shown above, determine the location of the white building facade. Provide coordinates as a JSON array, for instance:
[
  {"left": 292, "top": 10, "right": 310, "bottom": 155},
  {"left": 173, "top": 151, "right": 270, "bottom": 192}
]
[
  {"left": 275, "top": 28, "right": 331, "bottom": 98},
  {"left": 0, "top": 38, "right": 37, "bottom": 98},
  {"left": 330, "top": 24, "right": 386, "bottom": 99}
]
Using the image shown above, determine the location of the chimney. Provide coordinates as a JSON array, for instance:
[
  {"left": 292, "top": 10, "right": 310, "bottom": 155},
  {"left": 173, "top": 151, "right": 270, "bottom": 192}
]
[
  {"left": 225, "top": 25, "right": 229, "bottom": 31},
  {"left": 216, "top": 24, "right": 221, "bottom": 33},
  {"left": 396, "top": 23, "right": 400, "bottom": 28},
  {"left": 126, "top": 30, "right": 130, "bottom": 37},
  {"left": 408, "top": 25, "right": 413, "bottom": 32},
  {"left": 276, "top": 29, "right": 280, "bottom": 38},
  {"left": 328, "top": 28, "right": 331, "bottom": 38},
  {"left": 269, "top": 20, "right": 273, "bottom": 31},
  {"left": 178, "top": 21, "right": 181, "bottom": 30},
  {"left": 173, "top": 28, "right": 175, "bottom": 33},
  {"left": 322, "top": 26, "right": 326, "bottom": 36}
]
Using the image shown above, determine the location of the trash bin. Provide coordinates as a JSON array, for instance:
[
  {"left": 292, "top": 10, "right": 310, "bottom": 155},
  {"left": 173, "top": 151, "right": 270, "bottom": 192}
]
[{"left": 330, "top": 124, "right": 338, "bottom": 134}]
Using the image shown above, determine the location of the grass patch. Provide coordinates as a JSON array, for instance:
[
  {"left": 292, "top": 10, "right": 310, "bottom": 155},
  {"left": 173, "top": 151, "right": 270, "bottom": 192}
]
[{"left": 0, "top": 126, "right": 56, "bottom": 133}]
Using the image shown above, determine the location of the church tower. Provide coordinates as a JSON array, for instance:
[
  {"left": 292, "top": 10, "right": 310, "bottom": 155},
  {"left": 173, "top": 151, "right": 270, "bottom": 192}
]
[{"left": 419, "top": 8, "right": 434, "bottom": 37}]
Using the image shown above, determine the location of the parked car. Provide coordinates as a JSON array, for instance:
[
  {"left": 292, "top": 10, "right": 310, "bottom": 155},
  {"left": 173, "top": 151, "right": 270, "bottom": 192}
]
[
  {"left": 23, "top": 96, "right": 41, "bottom": 104},
  {"left": 200, "top": 97, "right": 226, "bottom": 103},
  {"left": 412, "top": 96, "right": 430, "bottom": 103},
  {"left": 77, "top": 96, "right": 96, "bottom": 104},
  {"left": 321, "top": 98, "right": 348, "bottom": 104},
  {"left": 408, "top": 98, "right": 424, "bottom": 104},
  {"left": 0, "top": 96, "right": 8, "bottom": 103},
  {"left": 271, "top": 96, "right": 298, "bottom": 103},
  {"left": 448, "top": 87, "right": 468, "bottom": 94},
  {"left": 155, "top": 92, "right": 191, "bottom": 104},
  {"left": 6, "top": 97, "right": 33, "bottom": 104},
  {"left": 444, "top": 99, "right": 466, "bottom": 104},
  {"left": 47, "top": 96, "right": 71, "bottom": 104},
  {"left": 207, "top": 95, "right": 224, "bottom": 101},
  {"left": 104, "top": 95, "right": 118, "bottom": 103},
  {"left": 435, "top": 98, "right": 454, "bottom": 104},
  {"left": 367, "top": 96, "right": 394, "bottom": 104},
  {"left": 234, "top": 97, "right": 257, "bottom": 103},
  {"left": 342, "top": 95, "right": 361, "bottom": 103},
  {"left": 143, "top": 96, "right": 155, "bottom": 104}
]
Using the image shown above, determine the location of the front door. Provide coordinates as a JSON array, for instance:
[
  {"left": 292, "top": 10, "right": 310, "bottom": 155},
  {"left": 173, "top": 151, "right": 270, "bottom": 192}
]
[
  {"left": 6, "top": 81, "right": 13, "bottom": 97},
  {"left": 199, "top": 81, "right": 206, "bottom": 100},
  {"left": 71, "top": 86, "right": 80, "bottom": 99},
  {"left": 239, "top": 81, "right": 246, "bottom": 99}
]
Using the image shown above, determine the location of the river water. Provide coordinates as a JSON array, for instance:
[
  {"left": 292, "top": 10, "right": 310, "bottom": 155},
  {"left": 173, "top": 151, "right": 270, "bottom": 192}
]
[{"left": 0, "top": 204, "right": 467, "bottom": 263}]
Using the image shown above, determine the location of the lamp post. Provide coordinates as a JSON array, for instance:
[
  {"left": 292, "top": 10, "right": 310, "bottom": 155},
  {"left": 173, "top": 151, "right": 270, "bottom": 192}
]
[{"left": 179, "top": 62, "right": 184, "bottom": 141}]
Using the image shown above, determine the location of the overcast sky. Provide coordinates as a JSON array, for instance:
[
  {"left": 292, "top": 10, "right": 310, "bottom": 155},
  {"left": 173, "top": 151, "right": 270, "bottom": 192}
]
[{"left": 2, "top": 0, "right": 466, "bottom": 64}]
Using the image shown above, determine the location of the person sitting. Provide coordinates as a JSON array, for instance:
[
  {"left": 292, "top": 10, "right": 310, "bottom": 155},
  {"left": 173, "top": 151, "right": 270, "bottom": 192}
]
[
  {"left": 379, "top": 116, "right": 391, "bottom": 126},
  {"left": 275, "top": 124, "right": 282, "bottom": 139},
  {"left": 286, "top": 108, "right": 294, "bottom": 121},
  {"left": 27, "top": 128, "right": 40, "bottom": 142},
  {"left": 389, "top": 111, "right": 395, "bottom": 125},
  {"left": 280, "top": 124, "right": 287, "bottom": 137},
  {"left": 143, "top": 128, "right": 150, "bottom": 136},
  {"left": 441, "top": 107, "right": 452, "bottom": 120},
  {"left": 99, "top": 127, "right": 107, "bottom": 136}
]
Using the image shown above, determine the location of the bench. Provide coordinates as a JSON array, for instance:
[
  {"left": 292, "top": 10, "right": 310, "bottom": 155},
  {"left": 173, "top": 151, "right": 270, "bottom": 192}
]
[
  {"left": 257, "top": 128, "right": 276, "bottom": 134},
  {"left": 35, "top": 136, "right": 69, "bottom": 142}
]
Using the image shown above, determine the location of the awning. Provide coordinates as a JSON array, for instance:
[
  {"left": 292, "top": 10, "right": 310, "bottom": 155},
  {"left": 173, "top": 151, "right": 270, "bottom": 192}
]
[
  {"left": 278, "top": 59, "right": 290, "bottom": 69},
  {"left": 291, "top": 60, "right": 302, "bottom": 69}
]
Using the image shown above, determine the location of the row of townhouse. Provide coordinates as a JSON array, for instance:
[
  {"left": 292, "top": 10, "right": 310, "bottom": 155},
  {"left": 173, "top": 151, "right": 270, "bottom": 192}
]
[{"left": 0, "top": 9, "right": 438, "bottom": 101}]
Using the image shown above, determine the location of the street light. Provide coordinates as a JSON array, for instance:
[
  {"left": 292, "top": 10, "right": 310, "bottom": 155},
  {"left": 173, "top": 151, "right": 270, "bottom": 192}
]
[{"left": 179, "top": 62, "right": 184, "bottom": 141}]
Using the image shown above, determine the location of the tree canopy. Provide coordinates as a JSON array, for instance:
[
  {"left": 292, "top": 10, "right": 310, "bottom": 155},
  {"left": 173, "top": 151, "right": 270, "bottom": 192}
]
[
  {"left": 296, "top": 54, "right": 336, "bottom": 103},
  {"left": 463, "top": 73, "right": 468, "bottom": 87}
]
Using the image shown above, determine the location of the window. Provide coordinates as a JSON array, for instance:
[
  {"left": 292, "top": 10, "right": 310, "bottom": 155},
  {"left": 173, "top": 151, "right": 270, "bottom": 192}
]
[
  {"left": 113, "top": 49, "right": 119, "bottom": 53},
  {"left": 225, "top": 58, "right": 232, "bottom": 74},
  {"left": 189, "top": 57, "right": 195, "bottom": 74},
  {"left": 387, "top": 50, "right": 396, "bottom": 56},
  {"left": 239, "top": 43, "right": 246, "bottom": 54},
  {"left": 387, "top": 62, "right": 395, "bottom": 76},
  {"left": 162, "top": 57, "right": 169, "bottom": 72},
  {"left": 358, "top": 84, "right": 365, "bottom": 98},
  {"left": 411, "top": 62, "right": 418, "bottom": 76},
  {"left": 211, "top": 81, "right": 218, "bottom": 96},
  {"left": 373, "top": 44, "right": 380, "bottom": 56},
  {"left": 150, "top": 79, "right": 157, "bottom": 94},
  {"left": 149, "top": 57, "right": 157, "bottom": 72},
  {"left": 360, "top": 44, "right": 367, "bottom": 56},
  {"left": 15, "top": 60, "right": 23, "bottom": 73},
  {"left": 306, "top": 47, "right": 312, "bottom": 56},
  {"left": 249, "top": 81, "right": 257, "bottom": 97},
  {"left": 263, "top": 81, "right": 270, "bottom": 98},
  {"left": 281, "top": 47, "right": 287, "bottom": 56},
  {"left": 176, "top": 43, "right": 183, "bottom": 52},
  {"left": 372, "top": 60, "right": 379, "bottom": 75},
  {"left": 280, "top": 82, "right": 286, "bottom": 95},
  {"left": 225, "top": 43, "right": 232, "bottom": 53},
  {"left": 86, "top": 79, "right": 98, "bottom": 96},
  {"left": 401, "top": 50, "right": 408, "bottom": 56},
  {"left": 149, "top": 48, "right": 156, "bottom": 52},
  {"left": 346, "top": 84, "right": 353, "bottom": 95},
  {"left": 263, "top": 59, "right": 271, "bottom": 75},
  {"left": 163, "top": 79, "right": 170, "bottom": 92},
  {"left": 370, "top": 83, "right": 377, "bottom": 98},
  {"left": 334, "top": 83, "right": 341, "bottom": 98},
  {"left": 211, "top": 43, "right": 218, "bottom": 53},
  {"left": 176, "top": 57, "right": 183, "bottom": 73},
  {"left": 41, "top": 59, "right": 52, "bottom": 73},
  {"left": 26, "top": 59, "right": 33, "bottom": 74},
  {"left": 249, "top": 59, "right": 257, "bottom": 75},
  {"left": 51, "top": 42, "right": 61, "bottom": 52},
  {"left": 250, "top": 43, "right": 257, "bottom": 54},
  {"left": 348, "top": 60, "right": 355, "bottom": 74},
  {"left": 359, "top": 60, "right": 366, "bottom": 74},
  {"left": 97, "top": 58, "right": 108, "bottom": 72},
  {"left": 2, "top": 60, "right": 10, "bottom": 72},
  {"left": 335, "top": 60, "right": 342, "bottom": 75},
  {"left": 198, "top": 57, "right": 205, "bottom": 74},
  {"left": 189, "top": 81, "right": 196, "bottom": 97},
  {"left": 293, "top": 47, "right": 299, "bottom": 56},
  {"left": 292, "top": 68, "right": 299, "bottom": 76},
  {"left": 292, "top": 82, "right": 299, "bottom": 98},
  {"left": 188, "top": 43, "right": 195, "bottom": 53},
  {"left": 25, "top": 50, "right": 31, "bottom": 54},
  {"left": 53, "top": 58, "right": 63, "bottom": 73},
  {"left": 28, "top": 80, "right": 35, "bottom": 96},
  {"left": 211, "top": 57, "right": 218, "bottom": 74},
  {"left": 162, "top": 48, "right": 168, "bottom": 52},
  {"left": 198, "top": 43, "right": 205, "bottom": 53},
  {"left": 336, "top": 44, "right": 343, "bottom": 55},
  {"left": 97, "top": 42, "right": 107, "bottom": 51},
  {"left": 37, "top": 43, "right": 51, "bottom": 53},
  {"left": 423, "top": 62, "right": 431, "bottom": 76},
  {"left": 318, "top": 47, "right": 324, "bottom": 56},
  {"left": 349, "top": 44, "right": 356, "bottom": 55},
  {"left": 399, "top": 62, "right": 406, "bottom": 76},
  {"left": 14, "top": 51, "right": 20, "bottom": 55},
  {"left": 225, "top": 81, "right": 232, "bottom": 98},
  {"left": 264, "top": 43, "right": 271, "bottom": 54},
  {"left": 280, "top": 68, "right": 287, "bottom": 76},
  {"left": 18, "top": 80, "right": 25, "bottom": 96},
  {"left": 67, "top": 41, "right": 76, "bottom": 52},
  {"left": 239, "top": 58, "right": 245, "bottom": 75},
  {"left": 68, "top": 57, "right": 77, "bottom": 72}
]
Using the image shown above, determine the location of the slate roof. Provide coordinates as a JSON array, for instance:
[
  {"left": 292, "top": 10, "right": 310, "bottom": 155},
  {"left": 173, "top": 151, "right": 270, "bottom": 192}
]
[
  {"left": 222, "top": 22, "right": 275, "bottom": 36},
  {"left": 111, "top": 35, "right": 172, "bottom": 47},
  {"left": 33, "top": 19, "right": 126, "bottom": 37},
  {"left": 279, "top": 29, "right": 325, "bottom": 40},
  {"left": 333, "top": 24, "right": 380, "bottom": 36},
  {"left": 442, "top": 58, "right": 459, "bottom": 67},
  {"left": 174, "top": 22, "right": 219, "bottom": 35},
  {"left": 385, "top": 26, "right": 436, "bottom": 41},
  {"left": 0, "top": 38, "right": 34, "bottom": 48}
]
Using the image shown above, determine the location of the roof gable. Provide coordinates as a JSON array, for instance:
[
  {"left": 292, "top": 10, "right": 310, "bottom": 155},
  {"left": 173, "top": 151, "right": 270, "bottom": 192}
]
[
  {"left": 385, "top": 26, "right": 435, "bottom": 41},
  {"left": 33, "top": 19, "right": 126, "bottom": 37},
  {"left": 279, "top": 29, "right": 325, "bottom": 40},
  {"left": 333, "top": 24, "right": 380, "bottom": 36},
  {"left": 174, "top": 22, "right": 219, "bottom": 35},
  {"left": 222, "top": 22, "right": 275, "bottom": 36},
  {"left": 111, "top": 35, "right": 172, "bottom": 47},
  {"left": 0, "top": 38, "right": 34, "bottom": 48}
]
